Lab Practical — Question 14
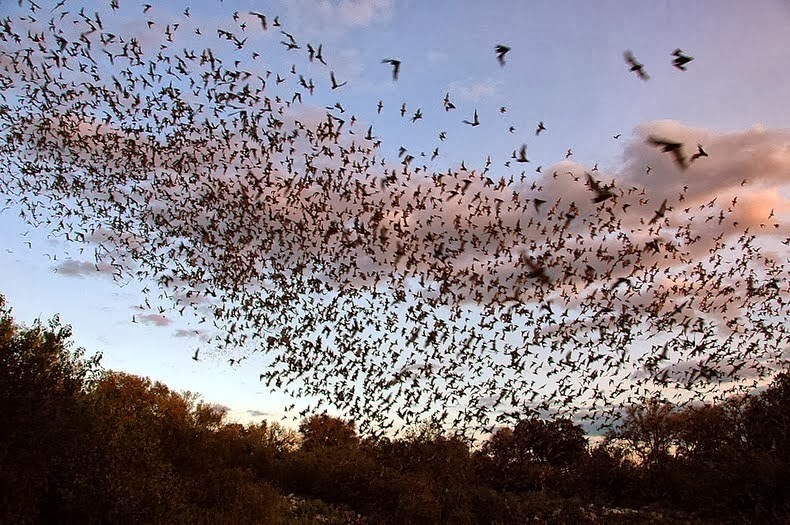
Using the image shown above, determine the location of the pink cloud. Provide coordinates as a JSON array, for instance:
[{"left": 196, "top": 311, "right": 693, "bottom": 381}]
[
  {"left": 54, "top": 260, "right": 115, "bottom": 278},
  {"left": 138, "top": 313, "right": 171, "bottom": 327}
]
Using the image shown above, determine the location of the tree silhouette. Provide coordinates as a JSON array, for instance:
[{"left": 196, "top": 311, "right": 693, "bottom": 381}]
[
  {"left": 609, "top": 397, "right": 678, "bottom": 470},
  {"left": 299, "top": 414, "right": 359, "bottom": 450},
  {"left": 0, "top": 296, "right": 101, "bottom": 523},
  {"left": 475, "top": 417, "right": 588, "bottom": 492},
  {"left": 744, "top": 372, "right": 790, "bottom": 459}
]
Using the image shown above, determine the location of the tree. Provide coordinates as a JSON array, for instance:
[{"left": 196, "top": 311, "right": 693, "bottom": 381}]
[
  {"left": 609, "top": 397, "right": 678, "bottom": 469},
  {"left": 739, "top": 372, "right": 790, "bottom": 516},
  {"left": 83, "top": 370, "right": 287, "bottom": 522},
  {"left": 250, "top": 419, "right": 300, "bottom": 453},
  {"left": 298, "top": 413, "right": 359, "bottom": 450},
  {"left": 0, "top": 295, "right": 102, "bottom": 523},
  {"left": 475, "top": 417, "right": 588, "bottom": 492},
  {"left": 579, "top": 440, "right": 636, "bottom": 503},
  {"left": 82, "top": 372, "right": 195, "bottom": 522},
  {"left": 673, "top": 402, "right": 733, "bottom": 463},
  {"left": 744, "top": 372, "right": 790, "bottom": 460}
]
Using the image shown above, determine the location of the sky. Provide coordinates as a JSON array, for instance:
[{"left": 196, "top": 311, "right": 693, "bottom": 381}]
[{"left": 0, "top": 0, "right": 788, "bottom": 431}]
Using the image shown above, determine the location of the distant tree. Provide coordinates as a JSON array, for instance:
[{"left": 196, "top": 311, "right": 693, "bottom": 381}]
[
  {"left": 279, "top": 414, "right": 372, "bottom": 514},
  {"left": 389, "top": 422, "right": 473, "bottom": 488},
  {"left": 401, "top": 424, "right": 475, "bottom": 524},
  {"left": 475, "top": 417, "right": 588, "bottom": 492},
  {"left": 673, "top": 402, "right": 734, "bottom": 463},
  {"left": 248, "top": 420, "right": 300, "bottom": 453},
  {"left": 608, "top": 397, "right": 678, "bottom": 470},
  {"left": 579, "top": 440, "right": 636, "bottom": 503},
  {"left": 738, "top": 372, "right": 790, "bottom": 516},
  {"left": 744, "top": 372, "right": 790, "bottom": 460},
  {"left": 298, "top": 413, "right": 359, "bottom": 450},
  {"left": 239, "top": 420, "right": 300, "bottom": 483}
]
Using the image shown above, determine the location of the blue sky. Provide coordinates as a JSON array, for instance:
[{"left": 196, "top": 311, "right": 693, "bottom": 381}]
[{"left": 0, "top": 0, "right": 788, "bottom": 430}]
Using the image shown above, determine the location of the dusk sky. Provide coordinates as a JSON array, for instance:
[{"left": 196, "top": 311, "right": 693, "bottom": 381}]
[{"left": 0, "top": 0, "right": 788, "bottom": 432}]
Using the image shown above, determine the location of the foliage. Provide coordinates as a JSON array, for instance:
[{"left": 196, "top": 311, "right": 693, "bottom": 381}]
[
  {"left": 299, "top": 413, "right": 360, "bottom": 450},
  {"left": 0, "top": 296, "right": 102, "bottom": 523},
  {"left": 0, "top": 295, "right": 286, "bottom": 523},
  {"left": 474, "top": 416, "right": 588, "bottom": 494},
  {"left": 609, "top": 397, "right": 678, "bottom": 469}
]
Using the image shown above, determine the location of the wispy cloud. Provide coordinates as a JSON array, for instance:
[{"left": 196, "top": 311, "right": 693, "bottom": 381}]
[
  {"left": 138, "top": 313, "right": 171, "bottom": 327},
  {"left": 333, "top": 0, "right": 393, "bottom": 27},
  {"left": 278, "top": 0, "right": 393, "bottom": 34},
  {"left": 425, "top": 50, "right": 448, "bottom": 63},
  {"left": 446, "top": 77, "right": 503, "bottom": 102},
  {"left": 173, "top": 328, "right": 205, "bottom": 338},
  {"left": 54, "top": 260, "right": 115, "bottom": 278}
]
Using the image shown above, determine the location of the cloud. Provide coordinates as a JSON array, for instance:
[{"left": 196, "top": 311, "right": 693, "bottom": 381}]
[
  {"left": 425, "top": 50, "right": 449, "bottom": 63},
  {"left": 138, "top": 313, "right": 171, "bottom": 327},
  {"left": 279, "top": 0, "right": 393, "bottom": 34},
  {"left": 54, "top": 259, "right": 115, "bottom": 278},
  {"left": 173, "top": 328, "right": 205, "bottom": 338},
  {"left": 332, "top": 0, "right": 393, "bottom": 27},
  {"left": 619, "top": 121, "right": 790, "bottom": 198},
  {"left": 446, "top": 77, "right": 503, "bottom": 102},
  {"left": 246, "top": 409, "right": 272, "bottom": 417}
]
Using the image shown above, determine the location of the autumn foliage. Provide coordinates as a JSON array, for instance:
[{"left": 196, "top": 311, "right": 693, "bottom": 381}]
[{"left": 1, "top": 295, "right": 788, "bottom": 523}]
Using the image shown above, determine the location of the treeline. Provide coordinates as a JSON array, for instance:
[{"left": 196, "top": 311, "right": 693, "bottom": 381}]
[{"left": 1, "top": 296, "right": 788, "bottom": 524}]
